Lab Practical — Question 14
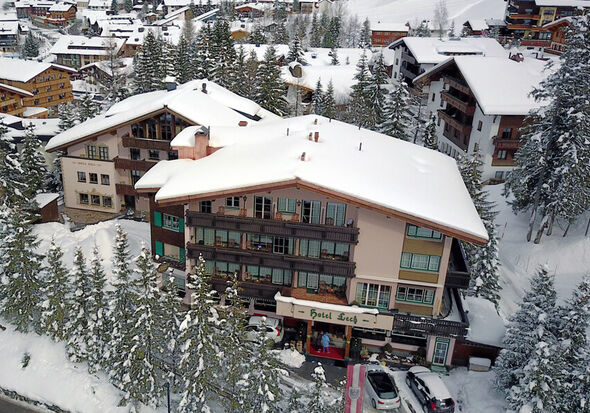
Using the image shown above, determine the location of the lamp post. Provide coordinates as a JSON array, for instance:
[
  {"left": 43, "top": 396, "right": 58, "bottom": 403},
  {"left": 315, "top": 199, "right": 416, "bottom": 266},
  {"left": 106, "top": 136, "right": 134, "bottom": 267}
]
[{"left": 163, "top": 382, "right": 171, "bottom": 413}]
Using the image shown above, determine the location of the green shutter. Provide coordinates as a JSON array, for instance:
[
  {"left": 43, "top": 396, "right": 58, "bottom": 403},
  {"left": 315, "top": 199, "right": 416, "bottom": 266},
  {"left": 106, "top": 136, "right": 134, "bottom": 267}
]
[
  {"left": 180, "top": 247, "right": 185, "bottom": 262},
  {"left": 154, "top": 211, "right": 162, "bottom": 227},
  {"left": 287, "top": 198, "right": 297, "bottom": 213},
  {"left": 155, "top": 241, "right": 163, "bottom": 257},
  {"left": 179, "top": 217, "right": 184, "bottom": 233},
  {"left": 277, "top": 198, "right": 286, "bottom": 212}
]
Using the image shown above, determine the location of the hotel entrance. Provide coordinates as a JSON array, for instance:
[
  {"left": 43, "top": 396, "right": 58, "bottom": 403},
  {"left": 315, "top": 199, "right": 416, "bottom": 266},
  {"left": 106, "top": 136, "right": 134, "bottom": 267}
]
[{"left": 308, "top": 321, "right": 349, "bottom": 360}]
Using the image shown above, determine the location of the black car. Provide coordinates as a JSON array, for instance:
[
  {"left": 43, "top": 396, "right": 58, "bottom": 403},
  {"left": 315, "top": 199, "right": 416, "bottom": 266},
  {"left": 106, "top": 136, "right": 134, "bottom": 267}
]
[{"left": 405, "top": 366, "right": 455, "bottom": 413}]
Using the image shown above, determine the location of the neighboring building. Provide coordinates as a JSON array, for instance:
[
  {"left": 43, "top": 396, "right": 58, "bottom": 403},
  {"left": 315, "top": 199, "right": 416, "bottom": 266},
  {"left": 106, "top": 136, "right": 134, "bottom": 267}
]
[
  {"left": 384, "top": 37, "right": 507, "bottom": 85},
  {"left": 413, "top": 54, "right": 551, "bottom": 182},
  {"left": 0, "top": 58, "right": 76, "bottom": 114},
  {"left": 34, "top": 193, "right": 60, "bottom": 223},
  {"left": 0, "top": 21, "right": 20, "bottom": 52},
  {"left": 462, "top": 19, "right": 489, "bottom": 36},
  {"left": 0, "top": 82, "right": 33, "bottom": 116},
  {"left": 87, "top": 0, "right": 109, "bottom": 10},
  {"left": 50, "top": 35, "right": 125, "bottom": 68},
  {"left": 44, "top": 80, "right": 279, "bottom": 219},
  {"left": 542, "top": 17, "right": 572, "bottom": 55},
  {"left": 35, "top": 2, "right": 77, "bottom": 27},
  {"left": 504, "top": 0, "right": 589, "bottom": 48},
  {"left": 135, "top": 115, "right": 488, "bottom": 366},
  {"left": 235, "top": 3, "right": 266, "bottom": 19},
  {"left": 370, "top": 22, "right": 409, "bottom": 47}
]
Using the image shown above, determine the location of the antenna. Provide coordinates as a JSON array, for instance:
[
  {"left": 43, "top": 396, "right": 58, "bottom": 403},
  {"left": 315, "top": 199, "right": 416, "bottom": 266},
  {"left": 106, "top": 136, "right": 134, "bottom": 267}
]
[
  {"left": 359, "top": 142, "right": 362, "bottom": 151},
  {"left": 287, "top": 127, "right": 289, "bottom": 136}
]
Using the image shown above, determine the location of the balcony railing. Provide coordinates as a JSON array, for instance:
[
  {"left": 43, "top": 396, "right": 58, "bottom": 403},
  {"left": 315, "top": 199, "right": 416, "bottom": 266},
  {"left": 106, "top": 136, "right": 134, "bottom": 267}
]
[
  {"left": 401, "top": 50, "right": 416, "bottom": 65},
  {"left": 442, "top": 128, "right": 469, "bottom": 152},
  {"left": 508, "top": 13, "right": 540, "bottom": 19},
  {"left": 442, "top": 75, "right": 471, "bottom": 95},
  {"left": 441, "top": 91, "right": 475, "bottom": 116},
  {"left": 121, "top": 136, "right": 171, "bottom": 151},
  {"left": 186, "top": 243, "right": 356, "bottom": 277},
  {"left": 113, "top": 156, "right": 157, "bottom": 171},
  {"left": 209, "top": 277, "right": 282, "bottom": 300},
  {"left": 115, "top": 183, "right": 138, "bottom": 196},
  {"left": 445, "top": 238, "right": 470, "bottom": 289},
  {"left": 520, "top": 39, "right": 551, "bottom": 47},
  {"left": 186, "top": 211, "right": 359, "bottom": 243},
  {"left": 491, "top": 158, "right": 516, "bottom": 167},
  {"left": 282, "top": 286, "right": 348, "bottom": 305},
  {"left": 493, "top": 136, "right": 520, "bottom": 150}
]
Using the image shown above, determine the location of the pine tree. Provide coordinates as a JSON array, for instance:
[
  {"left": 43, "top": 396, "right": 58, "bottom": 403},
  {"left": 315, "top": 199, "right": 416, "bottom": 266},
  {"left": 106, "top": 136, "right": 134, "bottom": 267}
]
[
  {"left": 39, "top": 240, "right": 70, "bottom": 341},
  {"left": 504, "top": 15, "right": 590, "bottom": 243},
  {"left": 23, "top": 31, "right": 39, "bottom": 58},
  {"left": 250, "top": 25, "right": 266, "bottom": 45},
  {"left": 312, "top": 78, "right": 325, "bottom": 115},
  {"left": 78, "top": 93, "right": 98, "bottom": 122},
  {"left": 495, "top": 266, "right": 557, "bottom": 394},
  {"left": 58, "top": 102, "right": 77, "bottom": 131},
  {"left": 174, "top": 34, "right": 196, "bottom": 84},
  {"left": 256, "top": 45, "right": 288, "bottom": 116},
  {"left": 414, "top": 21, "right": 431, "bottom": 37},
  {"left": 307, "top": 363, "right": 341, "bottom": 412},
  {"left": 347, "top": 50, "right": 372, "bottom": 127},
  {"left": 433, "top": 0, "right": 449, "bottom": 39},
  {"left": 366, "top": 52, "right": 388, "bottom": 130},
  {"left": 194, "top": 24, "right": 214, "bottom": 80},
  {"left": 123, "top": 0, "right": 132, "bottom": 12},
  {"left": 324, "top": 80, "right": 336, "bottom": 119},
  {"left": 86, "top": 247, "right": 110, "bottom": 373},
  {"left": 66, "top": 248, "right": 92, "bottom": 362},
  {"left": 378, "top": 81, "right": 411, "bottom": 140},
  {"left": 227, "top": 46, "right": 247, "bottom": 96},
  {"left": 210, "top": 18, "right": 237, "bottom": 87},
  {"left": 322, "top": 16, "right": 340, "bottom": 48},
  {"left": 458, "top": 150, "right": 501, "bottom": 306},
  {"left": 133, "top": 31, "right": 165, "bottom": 93},
  {"left": 448, "top": 20, "right": 456, "bottom": 37},
  {"left": 274, "top": 21, "right": 289, "bottom": 44},
  {"left": 108, "top": 225, "right": 137, "bottom": 387},
  {"left": 110, "top": 0, "right": 118, "bottom": 14},
  {"left": 422, "top": 114, "right": 438, "bottom": 150},
  {"left": 178, "top": 256, "right": 218, "bottom": 412},
  {"left": 286, "top": 388, "right": 306, "bottom": 413},
  {"left": 329, "top": 46, "right": 339, "bottom": 65},
  {"left": 310, "top": 13, "right": 322, "bottom": 47},
  {"left": 46, "top": 151, "right": 63, "bottom": 193},
  {"left": 359, "top": 18, "right": 371, "bottom": 48},
  {"left": 20, "top": 124, "right": 48, "bottom": 200},
  {"left": 0, "top": 123, "right": 25, "bottom": 209},
  {"left": 244, "top": 50, "right": 259, "bottom": 101},
  {"left": 119, "top": 244, "right": 162, "bottom": 409},
  {"left": 287, "top": 33, "right": 306, "bottom": 64}
]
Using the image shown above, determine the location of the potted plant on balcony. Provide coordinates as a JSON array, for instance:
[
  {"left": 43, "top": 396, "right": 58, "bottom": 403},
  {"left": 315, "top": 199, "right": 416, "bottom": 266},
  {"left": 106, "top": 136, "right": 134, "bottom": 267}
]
[{"left": 360, "top": 345, "right": 369, "bottom": 361}]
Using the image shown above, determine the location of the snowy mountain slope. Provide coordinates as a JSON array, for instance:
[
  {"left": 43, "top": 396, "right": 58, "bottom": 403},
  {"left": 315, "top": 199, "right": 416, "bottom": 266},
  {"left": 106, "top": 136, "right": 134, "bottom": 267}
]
[
  {"left": 343, "top": 0, "right": 507, "bottom": 28},
  {"left": 488, "top": 184, "right": 590, "bottom": 319}
]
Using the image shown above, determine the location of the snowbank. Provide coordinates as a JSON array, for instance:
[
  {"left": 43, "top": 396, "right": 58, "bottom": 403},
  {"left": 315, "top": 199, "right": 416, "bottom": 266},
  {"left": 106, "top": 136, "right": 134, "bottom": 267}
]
[
  {"left": 464, "top": 296, "right": 506, "bottom": 347},
  {"left": 274, "top": 348, "right": 306, "bottom": 369}
]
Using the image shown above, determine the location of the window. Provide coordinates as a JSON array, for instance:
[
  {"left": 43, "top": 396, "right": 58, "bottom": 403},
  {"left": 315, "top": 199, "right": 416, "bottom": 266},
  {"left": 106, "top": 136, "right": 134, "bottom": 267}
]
[
  {"left": 148, "top": 149, "right": 160, "bottom": 160},
  {"left": 200, "top": 201, "right": 212, "bottom": 213},
  {"left": 47, "top": 96, "right": 53, "bottom": 102},
  {"left": 406, "top": 225, "right": 442, "bottom": 240},
  {"left": 325, "top": 202, "right": 346, "bottom": 226},
  {"left": 477, "top": 120, "right": 483, "bottom": 131},
  {"left": 226, "top": 196, "right": 240, "bottom": 209},
  {"left": 86, "top": 145, "right": 98, "bottom": 159},
  {"left": 440, "top": 98, "right": 443, "bottom": 107},
  {"left": 87, "top": 173, "right": 97, "bottom": 184},
  {"left": 501, "top": 128, "right": 512, "bottom": 139},
  {"left": 32, "top": 88, "right": 38, "bottom": 95},
  {"left": 301, "top": 200, "right": 321, "bottom": 224},
  {"left": 356, "top": 283, "right": 391, "bottom": 309},
  {"left": 46, "top": 85, "right": 51, "bottom": 91},
  {"left": 208, "top": 261, "right": 240, "bottom": 278},
  {"left": 320, "top": 241, "right": 350, "bottom": 261},
  {"left": 98, "top": 146, "right": 109, "bottom": 160},
  {"left": 59, "top": 82, "right": 64, "bottom": 88},
  {"left": 497, "top": 149, "right": 507, "bottom": 160},
  {"left": 79, "top": 193, "right": 89, "bottom": 204},
  {"left": 77, "top": 171, "right": 86, "bottom": 182},
  {"left": 299, "top": 239, "right": 321, "bottom": 258},
  {"left": 437, "top": 116, "right": 441, "bottom": 126},
  {"left": 160, "top": 112, "right": 173, "bottom": 141},
  {"left": 495, "top": 171, "right": 504, "bottom": 180},
  {"left": 131, "top": 123, "right": 145, "bottom": 139},
  {"left": 130, "top": 148, "right": 140, "bottom": 160},
  {"left": 273, "top": 237, "right": 293, "bottom": 255},
  {"left": 162, "top": 243, "right": 185, "bottom": 262},
  {"left": 254, "top": 196, "right": 272, "bottom": 219},
  {"left": 168, "top": 150, "right": 178, "bottom": 160},
  {"left": 246, "top": 265, "right": 273, "bottom": 282},
  {"left": 432, "top": 93, "right": 435, "bottom": 102},
  {"left": 395, "top": 58, "right": 399, "bottom": 65},
  {"left": 101, "top": 174, "right": 110, "bottom": 185},
  {"left": 59, "top": 93, "right": 65, "bottom": 99},
  {"left": 163, "top": 214, "right": 181, "bottom": 231},
  {"left": 198, "top": 228, "right": 240, "bottom": 248},
  {"left": 91, "top": 195, "right": 101, "bottom": 205},
  {"left": 103, "top": 196, "right": 112, "bottom": 208},
  {"left": 246, "top": 233, "right": 274, "bottom": 252},
  {"left": 277, "top": 197, "right": 296, "bottom": 213},
  {"left": 131, "top": 170, "right": 141, "bottom": 185},
  {"left": 146, "top": 119, "right": 157, "bottom": 139},
  {"left": 271, "top": 268, "right": 292, "bottom": 286},
  {"left": 298, "top": 272, "right": 346, "bottom": 294},
  {"left": 34, "top": 99, "right": 39, "bottom": 105},
  {"left": 400, "top": 252, "right": 441, "bottom": 272},
  {"left": 396, "top": 286, "right": 435, "bottom": 305}
]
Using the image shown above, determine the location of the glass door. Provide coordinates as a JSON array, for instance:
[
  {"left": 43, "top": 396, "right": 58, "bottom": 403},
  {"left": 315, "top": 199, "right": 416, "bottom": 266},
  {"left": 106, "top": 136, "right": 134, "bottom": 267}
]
[{"left": 432, "top": 338, "right": 450, "bottom": 366}]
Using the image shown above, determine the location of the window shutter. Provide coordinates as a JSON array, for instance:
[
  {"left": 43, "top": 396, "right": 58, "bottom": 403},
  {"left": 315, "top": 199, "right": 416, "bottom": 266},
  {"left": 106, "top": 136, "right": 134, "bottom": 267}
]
[
  {"left": 312, "top": 201, "right": 321, "bottom": 224},
  {"left": 180, "top": 247, "right": 185, "bottom": 262},
  {"left": 155, "top": 241, "right": 163, "bottom": 257},
  {"left": 154, "top": 211, "right": 162, "bottom": 227},
  {"left": 179, "top": 217, "right": 184, "bottom": 233},
  {"left": 288, "top": 198, "right": 297, "bottom": 213},
  {"left": 277, "top": 198, "right": 286, "bottom": 212}
]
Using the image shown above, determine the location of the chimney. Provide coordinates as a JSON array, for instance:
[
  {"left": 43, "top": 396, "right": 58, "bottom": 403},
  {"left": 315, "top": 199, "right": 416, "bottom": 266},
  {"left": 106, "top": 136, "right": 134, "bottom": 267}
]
[
  {"left": 314, "top": 131, "right": 319, "bottom": 142},
  {"left": 308, "top": 132, "right": 313, "bottom": 141},
  {"left": 201, "top": 82, "right": 207, "bottom": 94},
  {"left": 509, "top": 51, "right": 524, "bottom": 62},
  {"left": 314, "top": 118, "right": 318, "bottom": 125},
  {"left": 300, "top": 152, "right": 306, "bottom": 161},
  {"left": 238, "top": 120, "right": 248, "bottom": 127},
  {"left": 164, "top": 76, "right": 177, "bottom": 91}
]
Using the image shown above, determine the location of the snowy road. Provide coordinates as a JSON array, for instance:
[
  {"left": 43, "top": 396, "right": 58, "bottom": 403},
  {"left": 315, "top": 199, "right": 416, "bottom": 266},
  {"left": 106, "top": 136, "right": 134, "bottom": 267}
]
[{"left": 0, "top": 395, "right": 49, "bottom": 413}]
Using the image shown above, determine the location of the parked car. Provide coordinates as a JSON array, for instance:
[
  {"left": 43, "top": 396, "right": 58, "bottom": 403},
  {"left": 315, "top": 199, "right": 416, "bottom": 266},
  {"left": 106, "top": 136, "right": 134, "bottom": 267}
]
[
  {"left": 364, "top": 364, "right": 401, "bottom": 411},
  {"left": 405, "top": 366, "right": 455, "bottom": 413},
  {"left": 245, "top": 316, "right": 284, "bottom": 344}
]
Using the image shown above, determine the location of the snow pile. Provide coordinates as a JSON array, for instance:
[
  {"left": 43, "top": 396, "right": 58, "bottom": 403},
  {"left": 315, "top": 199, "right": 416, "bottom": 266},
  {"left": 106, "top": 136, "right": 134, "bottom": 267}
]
[
  {"left": 464, "top": 295, "right": 506, "bottom": 347},
  {"left": 0, "top": 321, "right": 160, "bottom": 413},
  {"left": 273, "top": 348, "right": 306, "bottom": 369},
  {"left": 444, "top": 367, "right": 507, "bottom": 412}
]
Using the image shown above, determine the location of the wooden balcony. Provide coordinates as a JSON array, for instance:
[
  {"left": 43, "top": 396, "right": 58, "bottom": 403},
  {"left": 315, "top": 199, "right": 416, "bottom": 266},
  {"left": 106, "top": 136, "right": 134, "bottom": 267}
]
[
  {"left": 508, "top": 13, "right": 540, "bottom": 19},
  {"left": 393, "top": 312, "right": 468, "bottom": 337},
  {"left": 400, "top": 66, "right": 419, "bottom": 80},
  {"left": 113, "top": 156, "right": 157, "bottom": 171},
  {"left": 121, "top": 136, "right": 171, "bottom": 151},
  {"left": 445, "top": 239, "right": 470, "bottom": 289},
  {"left": 520, "top": 39, "right": 551, "bottom": 47},
  {"left": 493, "top": 137, "right": 520, "bottom": 150},
  {"left": 401, "top": 50, "right": 416, "bottom": 65},
  {"left": 442, "top": 128, "right": 469, "bottom": 152},
  {"left": 282, "top": 286, "right": 348, "bottom": 305},
  {"left": 186, "top": 243, "right": 356, "bottom": 277},
  {"left": 115, "top": 183, "right": 138, "bottom": 196},
  {"left": 438, "top": 109, "right": 472, "bottom": 134},
  {"left": 491, "top": 158, "right": 516, "bottom": 167},
  {"left": 210, "top": 277, "right": 282, "bottom": 300},
  {"left": 186, "top": 211, "right": 359, "bottom": 243},
  {"left": 441, "top": 91, "right": 475, "bottom": 116},
  {"left": 442, "top": 75, "right": 471, "bottom": 95}
]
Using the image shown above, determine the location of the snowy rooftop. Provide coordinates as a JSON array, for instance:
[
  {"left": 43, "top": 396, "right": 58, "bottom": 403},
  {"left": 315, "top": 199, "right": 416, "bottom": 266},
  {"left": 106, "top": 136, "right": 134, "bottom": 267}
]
[
  {"left": 464, "top": 296, "right": 506, "bottom": 347},
  {"left": 0, "top": 82, "right": 33, "bottom": 96},
  {"left": 0, "top": 57, "right": 74, "bottom": 82},
  {"left": 467, "top": 19, "right": 489, "bottom": 31},
  {"left": 0, "top": 114, "right": 60, "bottom": 140},
  {"left": 415, "top": 55, "right": 552, "bottom": 116},
  {"left": 534, "top": 0, "right": 590, "bottom": 6},
  {"left": 34, "top": 193, "right": 59, "bottom": 208},
  {"left": 45, "top": 79, "right": 280, "bottom": 151},
  {"left": 49, "top": 2, "right": 75, "bottom": 11},
  {"left": 388, "top": 37, "right": 506, "bottom": 64},
  {"left": 281, "top": 64, "right": 357, "bottom": 104},
  {"left": 0, "top": 21, "right": 19, "bottom": 35},
  {"left": 50, "top": 35, "right": 125, "bottom": 56},
  {"left": 371, "top": 21, "right": 409, "bottom": 32},
  {"left": 137, "top": 115, "right": 488, "bottom": 243}
]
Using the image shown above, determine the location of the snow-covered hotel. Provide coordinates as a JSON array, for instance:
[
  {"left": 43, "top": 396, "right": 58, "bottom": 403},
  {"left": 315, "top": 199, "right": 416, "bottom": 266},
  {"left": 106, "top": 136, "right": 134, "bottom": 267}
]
[
  {"left": 414, "top": 54, "right": 550, "bottom": 182},
  {"left": 135, "top": 114, "right": 492, "bottom": 367}
]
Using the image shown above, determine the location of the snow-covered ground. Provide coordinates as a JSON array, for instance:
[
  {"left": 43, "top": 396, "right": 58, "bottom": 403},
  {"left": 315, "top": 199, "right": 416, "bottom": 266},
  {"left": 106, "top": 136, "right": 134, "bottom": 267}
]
[{"left": 343, "top": 0, "right": 507, "bottom": 28}]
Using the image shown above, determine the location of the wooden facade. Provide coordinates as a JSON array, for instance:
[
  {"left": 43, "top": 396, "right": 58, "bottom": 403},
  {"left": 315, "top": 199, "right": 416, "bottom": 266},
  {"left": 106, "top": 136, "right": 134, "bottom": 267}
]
[{"left": 0, "top": 83, "right": 32, "bottom": 116}]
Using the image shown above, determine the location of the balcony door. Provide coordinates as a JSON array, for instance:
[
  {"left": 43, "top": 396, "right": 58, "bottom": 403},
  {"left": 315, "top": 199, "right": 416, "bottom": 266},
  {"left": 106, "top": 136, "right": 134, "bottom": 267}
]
[{"left": 432, "top": 337, "right": 450, "bottom": 366}]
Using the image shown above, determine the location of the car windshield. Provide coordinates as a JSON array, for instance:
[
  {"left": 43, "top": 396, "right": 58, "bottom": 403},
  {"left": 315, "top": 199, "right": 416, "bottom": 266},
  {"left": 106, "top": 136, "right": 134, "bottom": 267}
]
[
  {"left": 368, "top": 372, "right": 398, "bottom": 399},
  {"left": 438, "top": 398, "right": 454, "bottom": 407}
]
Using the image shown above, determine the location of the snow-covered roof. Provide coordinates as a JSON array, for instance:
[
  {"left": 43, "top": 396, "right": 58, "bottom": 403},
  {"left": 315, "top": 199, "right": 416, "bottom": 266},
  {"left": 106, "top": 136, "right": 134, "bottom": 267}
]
[
  {"left": 371, "top": 21, "right": 409, "bottom": 32},
  {"left": 542, "top": 16, "right": 574, "bottom": 28},
  {"left": 35, "top": 193, "right": 59, "bottom": 208},
  {"left": 0, "top": 82, "right": 33, "bottom": 96},
  {"left": 49, "top": 2, "right": 75, "bottom": 11},
  {"left": 0, "top": 12, "right": 18, "bottom": 21},
  {"left": 415, "top": 55, "right": 552, "bottom": 116},
  {"left": 87, "top": 0, "right": 109, "bottom": 7},
  {"left": 0, "top": 57, "right": 75, "bottom": 82},
  {"left": 464, "top": 296, "right": 506, "bottom": 347},
  {"left": 0, "top": 21, "right": 19, "bottom": 35},
  {"left": 236, "top": 2, "right": 267, "bottom": 11},
  {"left": 0, "top": 113, "right": 60, "bottom": 140},
  {"left": 137, "top": 115, "right": 488, "bottom": 243},
  {"left": 162, "top": 0, "right": 190, "bottom": 6},
  {"left": 50, "top": 35, "right": 125, "bottom": 56},
  {"left": 194, "top": 8, "right": 218, "bottom": 21},
  {"left": 467, "top": 19, "right": 488, "bottom": 31},
  {"left": 388, "top": 37, "right": 506, "bottom": 64},
  {"left": 23, "top": 106, "right": 48, "bottom": 117},
  {"left": 170, "top": 125, "right": 206, "bottom": 147},
  {"left": 534, "top": 0, "right": 590, "bottom": 6},
  {"left": 45, "top": 79, "right": 280, "bottom": 151},
  {"left": 281, "top": 64, "right": 357, "bottom": 105}
]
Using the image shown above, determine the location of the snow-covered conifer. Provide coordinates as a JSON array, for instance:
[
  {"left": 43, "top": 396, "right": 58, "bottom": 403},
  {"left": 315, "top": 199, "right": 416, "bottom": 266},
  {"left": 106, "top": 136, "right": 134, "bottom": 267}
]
[
  {"left": 20, "top": 124, "right": 48, "bottom": 200},
  {"left": 58, "top": 102, "right": 77, "bottom": 131},
  {"left": 244, "top": 50, "right": 259, "bottom": 101},
  {"left": 173, "top": 35, "right": 196, "bottom": 84},
  {"left": 256, "top": 45, "right": 288, "bottom": 116},
  {"left": 347, "top": 50, "right": 372, "bottom": 127},
  {"left": 422, "top": 115, "right": 438, "bottom": 150},
  {"left": 378, "top": 81, "right": 411, "bottom": 140},
  {"left": 23, "top": 31, "right": 39, "bottom": 58},
  {"left": 110, "top": 0, "right": 118, "bottom": 14},
  {"left": 329, "top": 46, "right": 339, "bottom": 65},
  {"left": 414, "top": 21, "right": 431, "bottom": 37},
  {"left": 366, "top": 52, "right": 388, "bottom": 130},
  {"left": 359, "top": 18, "right": 371, "bottom": 48},
  {"left": 324, "top": 80, "right": 336, "bottom": 119},
  {"left": 66, "top": 248, "right": 92, "bottom": 362},
  {"left": 133, "top": 31, "right": 165, "bottom": 93},
  {"left": 40, "top": 240, "right": 70, "bottom": 341},
  {"left": 250, "top": 25, "right": 266, "bottom": 44},
  {"left": 78, "top": 93, "right": 98, "bottom": 122},
  {"left": 86, "top": 247, "right": 110, "bottom": 372},
  {"left": 310, "top": 14, "right": 322, "bottom": 47},
  {"left": 312, "top": 79, "right": 325, "bottom": 116},
  {"left": 287, "top": 33, "right": 306, "bottom": 64}
]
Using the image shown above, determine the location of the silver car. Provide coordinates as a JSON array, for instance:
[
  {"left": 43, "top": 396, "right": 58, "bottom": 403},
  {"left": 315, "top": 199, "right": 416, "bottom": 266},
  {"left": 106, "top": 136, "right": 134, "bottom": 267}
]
[{"left": 365, "top": 365, "right": 401, "bottom": 411}]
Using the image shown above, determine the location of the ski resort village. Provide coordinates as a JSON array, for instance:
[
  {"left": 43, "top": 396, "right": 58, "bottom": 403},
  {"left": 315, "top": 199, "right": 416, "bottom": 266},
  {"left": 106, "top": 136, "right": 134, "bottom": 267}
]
[{"left": 1, "top": 0, "right": 590, "bottom": 411}]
